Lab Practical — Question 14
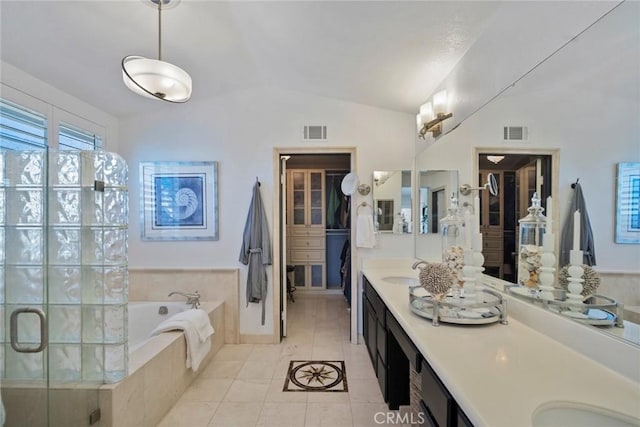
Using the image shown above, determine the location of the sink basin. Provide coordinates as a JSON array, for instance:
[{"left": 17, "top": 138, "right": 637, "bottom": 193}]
[
  {"left": 382, "top": 276, "right": 419, "bottom": 286},
  {"left": 533, "top": 402, "right": 640, "bottom": 427}
]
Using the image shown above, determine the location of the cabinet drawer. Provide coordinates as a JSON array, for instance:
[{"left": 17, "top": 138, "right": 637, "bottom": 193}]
[
  {"left": 289, "top": 250, "right": 324, "bottom": 263},
  {"left": 421, "top": 359, "right": 455, "bottom": 427},
  {"left": 368, "top": 293, "right": 386, "bottom": 327},
  {"left": 388, "top": 314, "right": 421, "bottom": 371},
  {"left": 482, "top": 238, "right": 502, "bottom": 250},
  {"left": 377, "top": 355, "right": 388, "bottom": 402},
  {"left": 483, "top": 250, "right": 502, "bottom": 265},
  {"left": 482, "top": 229, "right": 502, "bottom": 239},
  {"left": 376, "top": 318, "right": 387, "bottom": 364},
  {"left": 289, "top": 227, "right": 325, "bottom": 237},
  {"left": 419, "top": 399, "right": 437, "bottom": 427},
  {"left": 290, "top": 236, "right": 325, "bottom": 250}
]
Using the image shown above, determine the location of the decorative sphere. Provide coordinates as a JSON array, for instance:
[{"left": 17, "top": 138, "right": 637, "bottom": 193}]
[
  {"left": 540, "top": 252, "right": 555, "bottom": 266},
  {"left": 568, "top": 265, "right": 584, "bottom": 277},
  {"left": 473, "top": 252, "right": 485, "bottom": 266},
  {"left": 539, "top": 272, "right": 554, "bottom": 286},
  {"left": 417, "top": 262, "right": 454, "bottom": 299}
]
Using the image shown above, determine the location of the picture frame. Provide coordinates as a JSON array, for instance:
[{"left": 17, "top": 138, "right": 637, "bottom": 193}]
[
  {"left": 615, "top": 162, "right": 640, "bottom": 244},
  {"left": 140, "top": 161, "right": 218, "bottom": 241}
]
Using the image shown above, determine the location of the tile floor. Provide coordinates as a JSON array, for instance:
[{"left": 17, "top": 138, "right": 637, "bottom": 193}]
[{"left": 158, "top": 293, "right": 410, "bottom": 426}]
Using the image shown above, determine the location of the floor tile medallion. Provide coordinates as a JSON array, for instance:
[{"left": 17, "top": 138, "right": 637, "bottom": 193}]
[{"left": 283, "top": 360, "right": 348, "bottom": 392}]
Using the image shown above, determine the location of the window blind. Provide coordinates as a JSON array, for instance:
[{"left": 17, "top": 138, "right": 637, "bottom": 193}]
[
  {"left": 59, "top": 121, "right": 103, "bottom": 151},
  {"left": 0, "top": 98, "right": 48, "bottom": 150}
]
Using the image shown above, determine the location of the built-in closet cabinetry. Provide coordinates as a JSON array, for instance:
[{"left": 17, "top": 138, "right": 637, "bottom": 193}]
[{"left": 287, "top": 169, "right": 326, "bottom": 290}]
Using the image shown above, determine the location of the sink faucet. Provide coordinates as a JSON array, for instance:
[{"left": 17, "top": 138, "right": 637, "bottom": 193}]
[
  {"left": 412, "top": 260, "right": 427, "bottom": 270},
  {"left": 168, "top": 290, "right": 201, "bottom": 309}
]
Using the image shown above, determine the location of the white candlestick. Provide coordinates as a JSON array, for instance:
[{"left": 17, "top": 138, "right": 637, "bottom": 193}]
[
  {"left": 573, "top": 210, "right": 581, "bottom": 251},
  {"left": 464, "top": 212, "right": 472, "bottom": 250},
  {"left": 546, "top": 196, "right": 553, "bottom": 234},
  {"left": 474, "top": 195, "right": 480, "bottom": 231},
  {"left": 543, "top": 232, "right": 554, "bottom": 252}
]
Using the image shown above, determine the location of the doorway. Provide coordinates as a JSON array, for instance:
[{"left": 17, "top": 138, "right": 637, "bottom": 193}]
[
  {"left": 475, "top": 149, "right": 557, "bottom": 282},
  {"left": 273, "top": 148, "right": 357, "bottom": 344}
]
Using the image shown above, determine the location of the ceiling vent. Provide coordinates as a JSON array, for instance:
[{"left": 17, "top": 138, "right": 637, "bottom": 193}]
[
  {"left": 503, "top": 126, "right": 528, "bottom": 141},
  {"left": 303, "top": 125, "right": 327, "bottom": 142}
]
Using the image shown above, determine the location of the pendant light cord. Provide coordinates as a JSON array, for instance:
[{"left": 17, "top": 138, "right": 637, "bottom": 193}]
[{"left": 157, "top": 0, "right": 162, "bottom": 61}]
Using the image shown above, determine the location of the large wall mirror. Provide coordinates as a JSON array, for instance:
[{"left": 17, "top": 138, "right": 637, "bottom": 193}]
[
  {"left": 373, "top": 170, "right": 412, "bottom": 234},
  {"left": 413, "top": 1, "right": 639, "bottom": 347}
]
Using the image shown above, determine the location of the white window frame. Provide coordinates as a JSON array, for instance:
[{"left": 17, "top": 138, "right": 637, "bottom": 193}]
[{"left": 1, "top": 82, "right": 107, "bottom": 150}]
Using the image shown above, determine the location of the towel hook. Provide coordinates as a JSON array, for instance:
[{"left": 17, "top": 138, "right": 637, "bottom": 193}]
[
  {"left": 571, "top": 178, "right": 579, "bottom": 189},
  {"left": 256, "top": 176, "right": 261, "bottom": 187}
]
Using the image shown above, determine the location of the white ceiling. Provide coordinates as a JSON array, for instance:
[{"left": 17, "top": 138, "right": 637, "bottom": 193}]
[{"left": 0, "top": 0, "right": 503, "bottom": 118}]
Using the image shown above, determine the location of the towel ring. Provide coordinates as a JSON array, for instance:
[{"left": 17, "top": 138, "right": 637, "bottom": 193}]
[{"left": 357, "top": 202, "right": 372, "bottom": 214}]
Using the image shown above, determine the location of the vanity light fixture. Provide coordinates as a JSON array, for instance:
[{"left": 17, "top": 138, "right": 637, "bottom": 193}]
[
  {"left": 416, "top": 90, "right": 453, "bottom": 139},
  {"left": 122, "top": 0, "right": 192, "bottom": 103}
]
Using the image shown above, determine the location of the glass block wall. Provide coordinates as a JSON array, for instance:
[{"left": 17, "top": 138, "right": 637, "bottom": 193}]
[{"left": 1, "top": 150, "right": 129, "bottom": 384}]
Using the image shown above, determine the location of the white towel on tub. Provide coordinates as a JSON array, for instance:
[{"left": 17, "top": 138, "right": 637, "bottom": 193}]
[{"left": 150, "top": 308, "right": 214, "bottom": 371}]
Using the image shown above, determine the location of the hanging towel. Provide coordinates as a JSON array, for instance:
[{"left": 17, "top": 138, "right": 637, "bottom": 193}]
[
  {"left": 151, "top": 309, "right": 214, "bottom": 371},
  {"left": 239, "top": 182, "right": 272, "bottom": 325},
  {"left": 559, "top": 182, "right": 596, "bottom": 266},
  {"left": 356, "top": 206, "right": 376, "bottom": 248}
]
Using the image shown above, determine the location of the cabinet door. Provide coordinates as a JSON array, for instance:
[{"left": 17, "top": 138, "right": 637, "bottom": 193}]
[
  {"left": 289, "top": 263, "right": 325, "bottom": 290},
  {"left": 289, "top": 170, "right": 307, "bottom": 226},
  {"left": 309, "top": 171, "right": 325, "bottom": 227},
  {"left": 364, "top": 299, "right": 377, "bottom": 368},
  {"left": 287, "top": 169, "right": 325, "bottom": 228}
]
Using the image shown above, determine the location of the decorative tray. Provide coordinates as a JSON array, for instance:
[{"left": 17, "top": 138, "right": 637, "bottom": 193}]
[
  {"left": 506, "top": 285, "right": 623, "bottom": 327},
  {"left": 409, "top": 286, "right": 508, "bottom": 326}
]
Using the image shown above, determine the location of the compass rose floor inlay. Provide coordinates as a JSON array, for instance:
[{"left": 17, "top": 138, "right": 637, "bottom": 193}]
[{"left": 283, "top": 360, "right": 348, "bottom": 392}]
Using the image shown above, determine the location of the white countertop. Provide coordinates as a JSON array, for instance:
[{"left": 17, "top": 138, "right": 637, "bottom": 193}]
[{"left": 362, "top": 264, "right": 640, "bottom": 427}]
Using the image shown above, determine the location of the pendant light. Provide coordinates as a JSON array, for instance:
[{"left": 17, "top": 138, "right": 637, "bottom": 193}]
[{"left": 122, "top": 0, "right": 192, "bottom": 103}]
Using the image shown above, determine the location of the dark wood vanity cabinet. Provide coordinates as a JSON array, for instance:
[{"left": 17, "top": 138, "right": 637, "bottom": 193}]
[
  {"left": 363, "top": 277, "right": 388, "bottom": 401},
  {"left": 363, "top": 275, "right": 474, "bottom": 426}
]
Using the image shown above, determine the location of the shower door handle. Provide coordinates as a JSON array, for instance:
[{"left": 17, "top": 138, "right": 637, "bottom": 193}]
[{"left": 9, "top": 307, "right": 48, "bottom": 353}]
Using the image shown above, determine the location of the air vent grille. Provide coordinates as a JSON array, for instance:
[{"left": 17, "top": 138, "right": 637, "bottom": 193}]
[
  {"left": 303, "top": 125, "right": 327, "bottom": 141},
  {"left": 503, "top": 126, "right": 528, "bottom": 141}
]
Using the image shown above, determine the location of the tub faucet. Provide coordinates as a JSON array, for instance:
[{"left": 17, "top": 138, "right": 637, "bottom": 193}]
[{"left": 168, "top": 290, "right": 201, "bottom": 309}]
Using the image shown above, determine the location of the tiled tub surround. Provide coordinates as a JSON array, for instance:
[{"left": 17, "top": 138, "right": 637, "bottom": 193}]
[
  {"left": 362, "top": 260, "right": 640, "bottom": 427},
  {"left": 597, "top": 270, "right": 640, "bottom": 324},
  {"left": 128, "top": 269, "right": 240, "bottom": 344},
  {"left": 99, "top": 300, "right": 225, "bottom": 427}
]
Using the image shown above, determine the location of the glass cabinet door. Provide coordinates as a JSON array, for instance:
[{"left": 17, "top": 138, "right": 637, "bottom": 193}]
[
  {"left": 291, "top": 171, "right": 306, "bottom": 226},
  {"left": 309, "top": 172, "right": 324, "bottom": 226}
]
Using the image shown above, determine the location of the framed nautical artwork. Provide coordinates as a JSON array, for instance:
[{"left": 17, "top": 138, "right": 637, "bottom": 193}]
[
  {"left": 615, "top": 162, "right": 640, "bottom": 244},
  {"left": 140, "top": 161, "right": 218, "bottom": 240}
]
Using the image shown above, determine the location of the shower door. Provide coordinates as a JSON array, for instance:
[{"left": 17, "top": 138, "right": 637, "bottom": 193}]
[{"left": 1, "top": 150, "right": 129, "bottom": 426}]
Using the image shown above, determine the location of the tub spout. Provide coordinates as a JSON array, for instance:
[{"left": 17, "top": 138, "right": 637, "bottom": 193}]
[{"left": 168, "top": 291, "right": 201, "bottom": 309}]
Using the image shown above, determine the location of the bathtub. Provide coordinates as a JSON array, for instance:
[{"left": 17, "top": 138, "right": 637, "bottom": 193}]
[
  {"left": 128, "top": 301, "right": 193, "bottom": 353},
  {"left": 99, "top": 300, "right": 225, "bottom": 427}
]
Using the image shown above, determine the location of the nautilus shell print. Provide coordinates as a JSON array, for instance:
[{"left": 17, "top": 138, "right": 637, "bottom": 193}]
[{"left": 169, "top": 187, "right": 199, "bottom": 220}]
